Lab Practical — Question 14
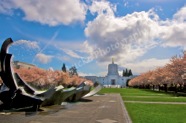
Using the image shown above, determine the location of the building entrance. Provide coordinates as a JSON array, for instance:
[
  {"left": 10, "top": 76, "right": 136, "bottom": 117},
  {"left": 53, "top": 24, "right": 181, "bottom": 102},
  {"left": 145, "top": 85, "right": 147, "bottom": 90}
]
[{"left": 111, "top": 79, "right": 116, "bottom": 85}]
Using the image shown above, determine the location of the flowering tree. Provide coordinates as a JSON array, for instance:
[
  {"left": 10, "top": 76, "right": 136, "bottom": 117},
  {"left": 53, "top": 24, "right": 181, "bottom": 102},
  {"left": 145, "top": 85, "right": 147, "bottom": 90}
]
[
  {"left": 129, "top": 53, "right": 185, "bottom": 92},
  {"left": 13, "top": 67, "right": 93, "bottom": 89}
]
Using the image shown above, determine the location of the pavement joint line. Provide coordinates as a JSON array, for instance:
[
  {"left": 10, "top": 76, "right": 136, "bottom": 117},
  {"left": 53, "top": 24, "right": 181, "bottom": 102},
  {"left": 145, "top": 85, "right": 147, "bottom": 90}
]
[
  {"left": 118, "top": 94, "right": 132, "bottom": 123},
  {"left": 96, "top": 118, "right": 118, "bottom": 123}
]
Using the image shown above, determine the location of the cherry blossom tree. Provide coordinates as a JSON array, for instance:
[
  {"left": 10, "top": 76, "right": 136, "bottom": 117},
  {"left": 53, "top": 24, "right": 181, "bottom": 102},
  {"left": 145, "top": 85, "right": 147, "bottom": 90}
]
[
  {"left": 13, "top": 67, "right": 93, "bottom": 89},
  {"left": 129, "top": 52, "right": 185, "bottom": 92}
]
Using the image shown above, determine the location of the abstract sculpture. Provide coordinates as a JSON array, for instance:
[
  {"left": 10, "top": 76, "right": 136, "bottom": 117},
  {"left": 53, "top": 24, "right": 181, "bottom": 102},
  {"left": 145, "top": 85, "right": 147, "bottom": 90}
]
[
  {"left": 0, "top": 38, "right": 100, "bottom": 112},
  {"left": 0, "top": 38, "right": 42, "bottom": 111}
]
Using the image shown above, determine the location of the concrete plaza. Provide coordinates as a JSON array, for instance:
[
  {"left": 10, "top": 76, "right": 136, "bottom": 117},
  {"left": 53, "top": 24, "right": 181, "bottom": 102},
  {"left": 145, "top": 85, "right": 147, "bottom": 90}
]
[{"left": 0, "top": 94, "right": 131, "bottom": 123}]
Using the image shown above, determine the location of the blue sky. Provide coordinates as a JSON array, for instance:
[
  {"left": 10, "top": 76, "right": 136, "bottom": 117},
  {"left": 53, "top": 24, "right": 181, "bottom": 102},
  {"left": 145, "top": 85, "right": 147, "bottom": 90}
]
[{"left": 0, "top": 0, "right": 186, "bottom": 76}]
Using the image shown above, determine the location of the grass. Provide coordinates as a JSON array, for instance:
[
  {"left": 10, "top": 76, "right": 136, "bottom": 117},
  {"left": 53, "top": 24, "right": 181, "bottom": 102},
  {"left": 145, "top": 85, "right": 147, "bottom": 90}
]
[
  {"left": 100, "top": 88, "right": 186, "bottom": 102},
  {"left": 100, "top": 88, "right": 168, "bottom": 96},
  {"left": 125, "top": 103, "right": 186, "bottom": 123},
  {"left": 100, "top": 88, "right": 186, "bottom": 123},
  {"left": 122, "top": 96, "right": 186, "bottom": 102}
]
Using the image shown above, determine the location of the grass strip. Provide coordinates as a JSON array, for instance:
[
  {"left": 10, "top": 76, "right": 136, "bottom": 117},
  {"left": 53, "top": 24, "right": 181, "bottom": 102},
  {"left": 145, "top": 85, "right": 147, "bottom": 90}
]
[{"left": 125, "top": 103, "right": 186, "bottom": 123}]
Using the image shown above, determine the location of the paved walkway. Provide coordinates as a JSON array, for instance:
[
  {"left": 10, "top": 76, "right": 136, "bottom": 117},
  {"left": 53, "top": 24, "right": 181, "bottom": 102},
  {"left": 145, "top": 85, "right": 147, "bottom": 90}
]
[{"left": 0, "top": 94, "right": 131, "bottom": 123}]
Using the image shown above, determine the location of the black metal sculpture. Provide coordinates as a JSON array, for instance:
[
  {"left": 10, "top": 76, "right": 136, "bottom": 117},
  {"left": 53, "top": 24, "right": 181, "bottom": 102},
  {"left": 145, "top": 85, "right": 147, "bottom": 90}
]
[
  {"left": 83, "top": 84, "right": 102, "bottom": 98},
  {"left": 0, "top": 38, "right": 95, "bottom": 111},
  {"left": 66, "top": 81, "right": 91, "bottom": 102},
  {"left": 0, "top": 38, "right": 42, "bottom": 111}
]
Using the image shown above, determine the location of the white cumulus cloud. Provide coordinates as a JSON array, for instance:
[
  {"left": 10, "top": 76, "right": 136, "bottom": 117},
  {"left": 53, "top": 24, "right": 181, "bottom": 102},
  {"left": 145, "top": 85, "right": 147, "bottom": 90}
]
[
  {"left": 13, "top": 40, "right": 40, "bottom": 50},
  {"left": 160, "top": 5, "right": 186, "bottom": 48},
  {"left": 0, "top": 0, "right": 87, "bottom": 26},
  {"left": 0, "top": 0, "right": 15, "bottom": 15},
  {"left": 85, "top": 1, "right": 160, "bottom": 64},
  {"left": 35, "top": 53, "right": 53, "bottom": 64},
  {"left": 173, "top": 5, "right": 186, "bottom": 22},
  {"left": 89, "top": 0, "right": 116, "bottom": 15},
  {"left": 84, "top": 1, "right": 186, "bottom": 74},
  {"left": 124, "top": 58, "right": 170, "bottom": 74}
]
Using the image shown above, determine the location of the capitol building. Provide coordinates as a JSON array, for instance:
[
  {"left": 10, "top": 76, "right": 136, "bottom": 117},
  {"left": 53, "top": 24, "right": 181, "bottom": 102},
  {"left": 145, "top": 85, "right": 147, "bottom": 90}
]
[{"left": 85, "top": 59, "right": 134, "bottom": 88}]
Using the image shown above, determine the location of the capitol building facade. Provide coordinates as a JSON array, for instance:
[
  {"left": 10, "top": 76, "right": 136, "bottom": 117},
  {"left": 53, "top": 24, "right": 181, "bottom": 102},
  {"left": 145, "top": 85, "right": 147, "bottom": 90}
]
[{"left": 85, "top": 59, "right": 134, "bottom": 88}]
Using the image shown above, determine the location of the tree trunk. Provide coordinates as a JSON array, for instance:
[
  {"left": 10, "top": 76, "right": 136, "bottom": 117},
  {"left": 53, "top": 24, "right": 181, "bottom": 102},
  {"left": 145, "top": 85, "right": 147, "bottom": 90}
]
[
  {"left": 164, "top": 84, "right": 167, "bottom": 92},
  {"left": 153, "top": 85, "right": 155, "bottom": 90},
  {"left": 158, "top": 85, "right": 161, "bottom": 91},
  {"left": 179, "top": 84, "right": 183, "bottom": 92},
  {"left": 175, "top": 85, "right": 178, "bottom": 94}
]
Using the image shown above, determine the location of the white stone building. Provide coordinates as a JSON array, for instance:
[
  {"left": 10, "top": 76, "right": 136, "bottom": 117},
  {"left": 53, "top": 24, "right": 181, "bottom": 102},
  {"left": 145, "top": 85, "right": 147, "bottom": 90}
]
[{"left": 85, "top": 59, "right": 134, "bottom": 88}]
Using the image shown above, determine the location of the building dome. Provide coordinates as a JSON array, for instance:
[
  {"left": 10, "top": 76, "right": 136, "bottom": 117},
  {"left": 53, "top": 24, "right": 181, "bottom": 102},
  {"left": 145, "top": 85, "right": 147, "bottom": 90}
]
[
  {"left": 107, "top": 58, "right": 119, "bottom": 76},
  {"left": 85, "top": 58, "right": 133, "bottom": 88}
]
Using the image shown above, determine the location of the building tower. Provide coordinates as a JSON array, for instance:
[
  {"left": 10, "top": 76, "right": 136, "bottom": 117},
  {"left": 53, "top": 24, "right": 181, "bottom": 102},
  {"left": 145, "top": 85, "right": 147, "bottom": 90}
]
[
  {"left": 107, "top": 58, "right": 119, "bottom": 76},
  {"left": 106, "top": 58, "right": 119, "bottom": 85}
]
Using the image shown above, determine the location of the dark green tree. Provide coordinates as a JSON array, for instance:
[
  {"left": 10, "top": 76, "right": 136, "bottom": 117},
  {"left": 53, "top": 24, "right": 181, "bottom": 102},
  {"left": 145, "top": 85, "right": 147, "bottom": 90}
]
[
  {"left": 122, "top": 69, "right": 125, "bottom": 77},
  {"left": 62, "top": 63, "right": 67, "bottom": 72},
  {"left": 128, "top": 69, "right": 133, "bottom": 76},
  {"left": 69, "top": 66, "right": 78, "bottom": 77},
  {"left": 125, "top": 69, "right": 128, "bottom": 77}
]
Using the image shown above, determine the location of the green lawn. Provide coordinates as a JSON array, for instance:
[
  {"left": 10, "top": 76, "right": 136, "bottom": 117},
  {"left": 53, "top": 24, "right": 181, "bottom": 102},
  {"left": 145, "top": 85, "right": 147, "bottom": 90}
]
[
  {"left": 122, "top": 96, "right": 186, "bottom": 102},
  {"left": 125, "top": 103, "right": 186, "bottom": 123},
  {"left": 100, "top": 88, "right": 169, "bottom": 96},
  {"left": 100, "top": 88, "right": 186, "bottom": 123}
]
